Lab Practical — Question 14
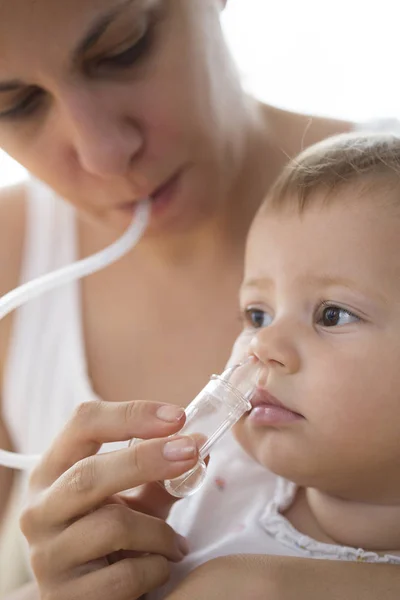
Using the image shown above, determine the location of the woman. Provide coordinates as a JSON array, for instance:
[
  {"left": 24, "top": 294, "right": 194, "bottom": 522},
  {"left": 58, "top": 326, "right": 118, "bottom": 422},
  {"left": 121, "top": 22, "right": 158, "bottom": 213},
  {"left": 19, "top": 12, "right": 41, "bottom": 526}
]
[{"left": 0, "top": 1, "right": 397, "bottom": 598}]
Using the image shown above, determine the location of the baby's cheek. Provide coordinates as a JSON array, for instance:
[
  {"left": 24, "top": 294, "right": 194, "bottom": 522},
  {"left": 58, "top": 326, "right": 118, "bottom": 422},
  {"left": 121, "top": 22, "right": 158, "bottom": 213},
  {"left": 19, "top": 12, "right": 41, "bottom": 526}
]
[
  {"left": 227, "top": 330, "right": 259, "bottom": 459},
  {"left": 232, "top": 417, "right": 256, "bottom": 460},
  {"left": 232, "top": 417, "right": 245, "bottom": 443},
  {"left": 225, "top": 330, "right": 255, "bottom": 368}
]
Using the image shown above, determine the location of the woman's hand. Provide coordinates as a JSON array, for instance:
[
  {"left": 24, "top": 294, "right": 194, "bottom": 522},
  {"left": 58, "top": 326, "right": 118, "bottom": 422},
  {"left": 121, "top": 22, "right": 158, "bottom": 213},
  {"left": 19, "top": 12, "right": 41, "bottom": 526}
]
[
  {"left": 20, "top": 400, "right": 199, "bottom": 600},
  {"left": 165, "top": 554, "right": 400, "bottom": 600}
]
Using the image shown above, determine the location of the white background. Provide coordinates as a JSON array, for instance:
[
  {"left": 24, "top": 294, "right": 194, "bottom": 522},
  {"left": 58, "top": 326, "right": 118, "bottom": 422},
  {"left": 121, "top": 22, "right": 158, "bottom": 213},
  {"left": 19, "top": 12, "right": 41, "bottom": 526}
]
[{"left": 1, "top": 0, "right": 399, "bottom": 187}]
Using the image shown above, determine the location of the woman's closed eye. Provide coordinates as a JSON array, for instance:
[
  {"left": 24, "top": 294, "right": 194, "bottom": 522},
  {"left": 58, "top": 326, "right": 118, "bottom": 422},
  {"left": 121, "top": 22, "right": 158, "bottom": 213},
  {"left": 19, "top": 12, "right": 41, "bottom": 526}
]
[
  {"left": 95, "top": 25, "right": 154, "bottom": 70},
  {"left": 0, "top": 88, "right": 46, "bottom": 121},
  {"left": 316, "top": 302, "right": 360, "bottom": 328},
  {"left": 0, "top": 20, "right": 156, "bottom": 121}
]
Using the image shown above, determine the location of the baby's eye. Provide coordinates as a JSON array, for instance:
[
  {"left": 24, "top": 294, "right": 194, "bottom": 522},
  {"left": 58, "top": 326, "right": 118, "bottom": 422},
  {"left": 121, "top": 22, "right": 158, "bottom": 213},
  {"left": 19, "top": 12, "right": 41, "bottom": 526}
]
[
  {"left": 244, "top": 307, "right": 273, "bottom": 329},
  {"left": 317, "top": 304, "right": 360, "bottom": 327}
]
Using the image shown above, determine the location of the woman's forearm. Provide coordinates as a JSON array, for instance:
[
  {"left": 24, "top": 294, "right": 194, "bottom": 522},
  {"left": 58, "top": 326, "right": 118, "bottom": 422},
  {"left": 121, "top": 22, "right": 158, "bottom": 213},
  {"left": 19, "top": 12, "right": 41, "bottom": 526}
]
[
  {"left": 268, "top": 555, "right": 399, "bottom": 600},
  {"left": 166, "top": 554, "right": 399, "bottom": 600},
  {"left": 5, "top": 554, "right": 398, "bottom": 600}
]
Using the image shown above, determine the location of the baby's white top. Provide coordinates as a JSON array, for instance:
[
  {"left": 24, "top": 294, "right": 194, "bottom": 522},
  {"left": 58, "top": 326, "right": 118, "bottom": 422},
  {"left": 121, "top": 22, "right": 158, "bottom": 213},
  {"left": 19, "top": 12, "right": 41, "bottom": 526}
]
[{"left": 149, "top": 431, "right": 400, "bottom": 600}]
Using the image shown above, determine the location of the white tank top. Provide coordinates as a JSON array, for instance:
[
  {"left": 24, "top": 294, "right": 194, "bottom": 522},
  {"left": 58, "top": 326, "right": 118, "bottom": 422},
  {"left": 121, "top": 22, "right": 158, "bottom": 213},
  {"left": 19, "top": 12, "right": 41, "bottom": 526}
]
[{"left": 2, "top": 179, "right": 99, "bottom": 457}]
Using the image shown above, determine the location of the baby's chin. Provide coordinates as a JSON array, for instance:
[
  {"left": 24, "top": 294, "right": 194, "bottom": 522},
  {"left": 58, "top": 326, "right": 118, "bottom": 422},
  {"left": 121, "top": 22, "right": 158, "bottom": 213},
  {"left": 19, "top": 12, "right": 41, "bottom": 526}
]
[
  {"left": 232, "top": 419, "right": 332, "bottom": 487},
  {"left": 233, "top": 419, "right": 292, "bottom": 474},
  {"left": 234, "top": 418, "right": 400, "bottom": 498}
]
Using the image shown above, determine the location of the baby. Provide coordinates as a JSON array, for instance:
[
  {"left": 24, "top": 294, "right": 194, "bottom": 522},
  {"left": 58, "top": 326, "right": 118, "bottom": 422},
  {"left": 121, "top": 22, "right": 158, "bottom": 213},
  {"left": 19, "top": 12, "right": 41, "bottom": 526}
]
[{"left": 152, "top": 132, "right": 400, "bottom": 599}]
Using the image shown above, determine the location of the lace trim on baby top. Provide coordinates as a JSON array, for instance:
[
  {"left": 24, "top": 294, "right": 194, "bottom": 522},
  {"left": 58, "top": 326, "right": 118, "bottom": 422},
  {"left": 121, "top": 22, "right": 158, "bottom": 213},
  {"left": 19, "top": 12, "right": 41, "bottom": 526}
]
[{"left": 259, "top": 479, "right": 400, "bottom": 564}]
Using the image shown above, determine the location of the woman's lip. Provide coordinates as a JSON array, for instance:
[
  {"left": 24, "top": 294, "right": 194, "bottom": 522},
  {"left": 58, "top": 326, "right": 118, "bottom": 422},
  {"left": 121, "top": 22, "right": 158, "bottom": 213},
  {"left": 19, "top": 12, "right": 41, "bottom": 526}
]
[
  {"left": 148, "top": 168, "right": 184, "bottom": 217},
  {"left": 150, "top": 169, "right": 181, "bottom": 201},
  {"left": 116, "top": 168, "right": 183, "bottom": 209}
]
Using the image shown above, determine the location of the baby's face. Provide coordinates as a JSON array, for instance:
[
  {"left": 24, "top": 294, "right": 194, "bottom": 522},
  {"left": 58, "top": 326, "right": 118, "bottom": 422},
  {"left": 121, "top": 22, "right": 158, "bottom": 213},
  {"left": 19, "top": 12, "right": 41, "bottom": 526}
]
[{"left": 233, "top": 191, "right": 400, "bottom": 503}]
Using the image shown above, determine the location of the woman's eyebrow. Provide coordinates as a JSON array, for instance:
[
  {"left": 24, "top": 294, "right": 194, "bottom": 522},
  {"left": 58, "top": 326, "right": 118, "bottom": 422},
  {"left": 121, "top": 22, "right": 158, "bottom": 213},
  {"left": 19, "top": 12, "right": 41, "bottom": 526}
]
[
  {"left": 0, "top": 80, "right": 24, "bottom": 93},
  {"left": 73, "top": 0, "right": 139, "bottom": 60},
  {"left": 0, "top": 0, "right": 140, "bottom": 90}
]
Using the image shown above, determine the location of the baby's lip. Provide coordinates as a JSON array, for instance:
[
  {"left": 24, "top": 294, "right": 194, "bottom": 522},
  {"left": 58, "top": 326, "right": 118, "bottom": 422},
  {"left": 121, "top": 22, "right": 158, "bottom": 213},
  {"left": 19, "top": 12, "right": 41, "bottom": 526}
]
[{"left": 250, "top": 388, "right": 303, "bottom": 417}]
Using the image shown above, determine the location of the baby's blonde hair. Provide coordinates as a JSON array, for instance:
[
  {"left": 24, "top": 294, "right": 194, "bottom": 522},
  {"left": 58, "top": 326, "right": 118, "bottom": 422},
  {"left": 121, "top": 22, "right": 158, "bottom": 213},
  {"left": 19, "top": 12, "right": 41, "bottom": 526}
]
[{"left": 266, "top": 132, "right": 400, "bottom": 212}]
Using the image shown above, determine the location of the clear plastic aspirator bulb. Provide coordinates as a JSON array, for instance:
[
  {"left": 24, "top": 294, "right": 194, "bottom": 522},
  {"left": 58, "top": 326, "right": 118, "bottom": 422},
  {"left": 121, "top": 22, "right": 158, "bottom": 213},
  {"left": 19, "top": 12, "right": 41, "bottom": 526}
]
[{"left": 161, "top": 358, "right": 262, "bottom": 498}]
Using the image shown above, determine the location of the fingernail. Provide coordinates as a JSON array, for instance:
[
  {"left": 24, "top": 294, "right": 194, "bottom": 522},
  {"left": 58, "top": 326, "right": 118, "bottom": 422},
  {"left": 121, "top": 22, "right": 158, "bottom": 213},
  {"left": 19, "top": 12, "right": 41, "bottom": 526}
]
[
  {"left": 163, "top": 437, "right": 197, "bottom": 461},
  {"left": 177, "top": 534, "right": 190, "bottom": 556},
  {"left": 157, "top": 405, "right": 185, "bottom": 423}
]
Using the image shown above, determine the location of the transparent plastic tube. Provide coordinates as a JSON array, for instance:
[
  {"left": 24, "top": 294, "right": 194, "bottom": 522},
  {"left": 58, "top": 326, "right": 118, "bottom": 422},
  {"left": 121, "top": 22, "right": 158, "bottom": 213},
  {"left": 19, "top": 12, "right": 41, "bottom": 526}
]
[
  {"left": 162, "top": 357, "right": 262, "bottom": 498},
  {"left": 0, "top": 200, "right": 150, "bottom": 471}
]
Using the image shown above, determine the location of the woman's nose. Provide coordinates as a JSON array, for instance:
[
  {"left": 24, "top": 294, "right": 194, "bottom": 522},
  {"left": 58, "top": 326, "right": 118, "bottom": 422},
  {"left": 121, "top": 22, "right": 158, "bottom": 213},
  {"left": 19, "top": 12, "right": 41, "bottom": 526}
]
[
  {"left": 249, "top": 322, "right": 301, "bottom": 375},
  {"left": 58, "top": 92, "right": 144, "bottom": 178}
]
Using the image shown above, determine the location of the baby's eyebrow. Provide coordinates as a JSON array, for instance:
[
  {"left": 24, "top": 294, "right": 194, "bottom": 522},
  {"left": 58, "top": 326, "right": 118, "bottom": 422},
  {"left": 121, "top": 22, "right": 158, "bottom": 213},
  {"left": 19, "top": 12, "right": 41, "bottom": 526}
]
[
  {"left": 301, "top": 274, "right": 365, "bottom": 291},
  {"left": 297, "top": 273, "right": 390, "bottom": 306},
  {"left": 241, "top": 277, "right": 274, "bottom": 292},
  {"left": 241, "top": 273, "right": 388, "bottom": 307}
]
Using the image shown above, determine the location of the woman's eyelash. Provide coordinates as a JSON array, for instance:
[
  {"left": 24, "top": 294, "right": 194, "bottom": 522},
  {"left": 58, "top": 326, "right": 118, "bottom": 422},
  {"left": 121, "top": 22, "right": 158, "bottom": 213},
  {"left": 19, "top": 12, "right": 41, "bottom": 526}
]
[
  {"left": 97, "top": 25, "right": 154, "bottom": 69},
  {"left": 0, "top": 89, "right": 45, "bottom": 120}
]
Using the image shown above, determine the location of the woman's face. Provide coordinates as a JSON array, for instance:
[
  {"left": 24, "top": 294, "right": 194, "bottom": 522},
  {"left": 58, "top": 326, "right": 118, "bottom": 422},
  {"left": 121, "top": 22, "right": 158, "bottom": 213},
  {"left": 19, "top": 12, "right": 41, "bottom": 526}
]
[{"left": 0, "top": 0, "right": 241, "bottom": 233}]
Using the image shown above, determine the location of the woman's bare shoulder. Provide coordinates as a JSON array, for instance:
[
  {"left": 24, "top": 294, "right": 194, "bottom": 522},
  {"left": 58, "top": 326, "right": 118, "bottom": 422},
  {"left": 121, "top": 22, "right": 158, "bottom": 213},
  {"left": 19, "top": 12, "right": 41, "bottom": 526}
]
[
  {"left": 0, "top": 182, "right": 27, "bottom": 292},
  {"left": 263, "top": 103, "right": 353, "bottom": 160},
  {"left": 0, "top": 182, "right": 27, "bottom": 367}
]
